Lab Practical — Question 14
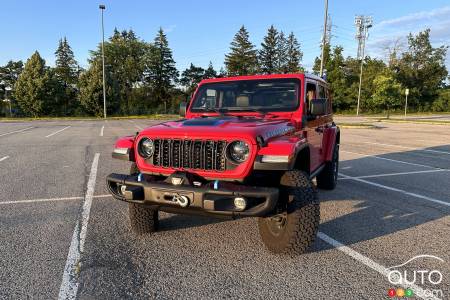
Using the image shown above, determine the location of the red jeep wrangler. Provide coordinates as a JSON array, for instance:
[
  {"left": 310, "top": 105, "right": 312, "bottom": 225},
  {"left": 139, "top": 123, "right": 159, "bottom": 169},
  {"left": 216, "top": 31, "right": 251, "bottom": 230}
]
[{"left": 107, "top": 74, "right": 340, "bottom": 255}]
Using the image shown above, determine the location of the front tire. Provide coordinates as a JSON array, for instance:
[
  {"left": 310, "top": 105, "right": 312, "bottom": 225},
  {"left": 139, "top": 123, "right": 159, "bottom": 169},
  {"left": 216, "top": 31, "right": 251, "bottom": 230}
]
[
  {"left": 128, "top": 163, "right": 159, "bottom": 234},
  {"left": 258, "top": 170, "right": 320, "bottom": 255},
  {"left": 317, "top": 143, "right": 339, "bottom": 190}
]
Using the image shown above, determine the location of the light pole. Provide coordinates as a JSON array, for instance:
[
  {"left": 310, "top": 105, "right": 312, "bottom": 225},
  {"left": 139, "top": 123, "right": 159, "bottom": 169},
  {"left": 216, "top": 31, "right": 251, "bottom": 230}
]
[
  {"left": 404, "top": 88, "right": 409, "bottom": 117},
  {"left": 355, "top": 16, "right": 372, "bottom": 116},
  {"left": 4, "top": 87, "right": 12, "bottom": 117},
  {"left": 99, "top": 4, "right": 107, "bottom": 119},
  {"left": 319, "top": 0, "right": 329, "bottom": 78}
]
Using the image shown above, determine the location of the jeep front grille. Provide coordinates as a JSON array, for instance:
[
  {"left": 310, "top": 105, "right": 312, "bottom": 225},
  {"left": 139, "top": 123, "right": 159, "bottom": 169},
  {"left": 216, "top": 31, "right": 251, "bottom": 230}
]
[{"left": 152, "top": 139, "right": 227, "bottom": 171}]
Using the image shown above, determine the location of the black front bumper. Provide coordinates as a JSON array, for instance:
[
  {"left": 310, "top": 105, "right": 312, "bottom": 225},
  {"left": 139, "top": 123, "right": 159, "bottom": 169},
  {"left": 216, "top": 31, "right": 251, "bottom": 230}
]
[{"left": 106, "top": 173, "right": 278, "bottom": 217}]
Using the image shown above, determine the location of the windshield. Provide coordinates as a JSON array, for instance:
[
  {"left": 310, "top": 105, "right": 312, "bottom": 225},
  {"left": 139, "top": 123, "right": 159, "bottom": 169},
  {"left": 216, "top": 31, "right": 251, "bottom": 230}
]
[{"left": 190, "top": 79, "right": 300, "bottom": 113}]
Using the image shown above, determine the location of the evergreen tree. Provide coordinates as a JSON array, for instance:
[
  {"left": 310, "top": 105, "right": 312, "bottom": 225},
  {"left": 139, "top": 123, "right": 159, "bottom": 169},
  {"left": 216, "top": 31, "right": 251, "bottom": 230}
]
[
  {"left": 14, "top": 51, "right": 51, "bottom": 117},
  {"left": 54, "top": 37, "right": 79, "bottom": 115},
  {"left": 276, "top": 31, "right": 288, "bottom": 73},
  {"left": 55, "top": 37, "right": 79, "bottom": 85},
  {"left": 180, "top": 63, "right": 205, "bottom": 94},
  {"left": 145, "top": 28, "right": 179, "bottom": 113},
  {"left": 203, "top": 62, "right": 217, "bottom": 79},
  {"left": 284, "top": 32, "right": 303, "bottom": 73},
  {"left": 259, "top": 25, "right": 279, "bottom": 74},
  {"left": 224, "top": 26, "right": 258, "bottom": 75}
]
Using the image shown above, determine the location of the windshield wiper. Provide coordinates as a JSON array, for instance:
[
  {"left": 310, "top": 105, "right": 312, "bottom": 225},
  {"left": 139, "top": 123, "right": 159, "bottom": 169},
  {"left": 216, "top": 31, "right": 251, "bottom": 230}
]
[{"left": 198, "top": 107, "right": 229, "bottom": 116}]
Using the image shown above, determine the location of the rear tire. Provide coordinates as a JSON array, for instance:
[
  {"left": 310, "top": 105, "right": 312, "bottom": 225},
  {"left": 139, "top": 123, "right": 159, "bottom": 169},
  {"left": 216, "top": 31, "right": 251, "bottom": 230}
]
[
  {"left": 317, "top": 143, "right": 339, "bottom": 190},
  {"left": 258, "top": 170, "right": 319, "bottom": 255},
  {"left": 128, "top": 163, "right": 159, "bottom": 234}
]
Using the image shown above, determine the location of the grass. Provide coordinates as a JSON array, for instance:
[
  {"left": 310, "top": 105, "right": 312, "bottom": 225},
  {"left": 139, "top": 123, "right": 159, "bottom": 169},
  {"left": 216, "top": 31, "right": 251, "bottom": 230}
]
[{"left": 0, "top": 114, "right": 180, "bottom": 122}]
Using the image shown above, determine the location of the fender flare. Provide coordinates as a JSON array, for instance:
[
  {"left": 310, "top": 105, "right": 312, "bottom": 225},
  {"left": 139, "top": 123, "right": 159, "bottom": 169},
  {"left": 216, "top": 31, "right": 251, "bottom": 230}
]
[{"left": 323, "top": 125, "right": 340, "bottom": 162}]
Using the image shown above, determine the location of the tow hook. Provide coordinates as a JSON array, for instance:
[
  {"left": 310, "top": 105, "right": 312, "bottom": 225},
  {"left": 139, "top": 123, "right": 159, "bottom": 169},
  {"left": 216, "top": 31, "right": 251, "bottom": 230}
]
[{"left": 174, "top": 194, "right": 190, "bottom": 208}]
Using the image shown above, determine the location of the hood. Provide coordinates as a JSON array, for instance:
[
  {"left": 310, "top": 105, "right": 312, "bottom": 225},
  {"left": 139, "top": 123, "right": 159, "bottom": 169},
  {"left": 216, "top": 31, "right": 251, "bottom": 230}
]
[{"left": 139, "top": 116, "right": 295, "bottom": 143}]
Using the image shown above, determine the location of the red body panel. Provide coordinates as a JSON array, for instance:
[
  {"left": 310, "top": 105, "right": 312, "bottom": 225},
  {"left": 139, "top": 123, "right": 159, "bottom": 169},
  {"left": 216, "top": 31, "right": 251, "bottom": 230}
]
[{"left": 113, "top": 74, "right": 338, "bottom": 180}]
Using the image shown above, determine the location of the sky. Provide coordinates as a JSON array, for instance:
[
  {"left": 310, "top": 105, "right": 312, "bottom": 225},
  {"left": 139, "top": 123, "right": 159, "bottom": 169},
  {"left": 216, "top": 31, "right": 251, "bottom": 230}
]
[{"left": 1, "top": 0, "right": 450, "bottom": 72}]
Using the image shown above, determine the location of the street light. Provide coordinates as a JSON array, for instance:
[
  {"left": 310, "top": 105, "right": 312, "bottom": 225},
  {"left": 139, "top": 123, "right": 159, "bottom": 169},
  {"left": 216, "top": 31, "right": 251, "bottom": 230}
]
[{"left": 99, "top": 4, "right": 106, "bottom": 119}]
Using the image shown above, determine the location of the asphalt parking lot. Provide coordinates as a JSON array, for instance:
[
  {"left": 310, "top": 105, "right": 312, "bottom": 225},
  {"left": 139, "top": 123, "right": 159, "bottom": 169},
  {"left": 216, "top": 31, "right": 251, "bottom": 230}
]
[{"left": 0, "top": 119, "right": 449, "bottom": 299}]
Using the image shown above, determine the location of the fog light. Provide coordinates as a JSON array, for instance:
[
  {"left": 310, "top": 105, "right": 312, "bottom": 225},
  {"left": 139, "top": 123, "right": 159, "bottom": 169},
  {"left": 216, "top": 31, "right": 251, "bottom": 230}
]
[
  {"left": 120, "top": 185, "right": 127, "bottom": 194},
  {"left": 234, "top": 197, "right": 247, "bottom": 211}
]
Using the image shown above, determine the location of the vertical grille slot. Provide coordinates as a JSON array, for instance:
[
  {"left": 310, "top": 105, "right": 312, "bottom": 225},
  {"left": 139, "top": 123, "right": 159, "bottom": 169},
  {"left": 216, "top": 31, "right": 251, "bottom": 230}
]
[{"left": 151, "top": 138, "right": 227, "bottom": 171}]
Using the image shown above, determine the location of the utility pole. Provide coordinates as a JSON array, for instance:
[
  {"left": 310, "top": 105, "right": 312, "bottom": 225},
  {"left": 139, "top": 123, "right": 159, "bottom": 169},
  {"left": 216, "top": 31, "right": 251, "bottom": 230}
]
[
  {"left": 404, "top": 88, "right": 409, "bottom": 117},
  {"left": 355, "top": 15, "right": 372, "bottom": 116},
  {"left": 99, "top": 4, "right": 107, "bottom": 119},
  {"left": 319, "top": 0, "right": 329, "bottom": 77}
]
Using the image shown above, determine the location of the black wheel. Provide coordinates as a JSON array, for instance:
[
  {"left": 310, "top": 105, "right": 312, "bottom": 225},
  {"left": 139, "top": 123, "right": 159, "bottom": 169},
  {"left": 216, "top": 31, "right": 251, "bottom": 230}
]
[
  {"left": 128, "top": 163, "right": 159, "bottom": 234},
  {"left": 317, "top": 143, "right": 339, "bottom": 190},
  {"left": 258, "top": 170, "right": 320, "bottom": 255}
]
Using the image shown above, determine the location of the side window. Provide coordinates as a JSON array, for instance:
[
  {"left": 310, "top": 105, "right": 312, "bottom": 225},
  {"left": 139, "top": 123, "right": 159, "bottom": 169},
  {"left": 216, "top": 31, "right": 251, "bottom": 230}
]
[
  {"left": 305, "top": 82, "right": 317, "bottom": 115},
  {"left": 318, "top": 85, "right": 326, "bottom": 99}
]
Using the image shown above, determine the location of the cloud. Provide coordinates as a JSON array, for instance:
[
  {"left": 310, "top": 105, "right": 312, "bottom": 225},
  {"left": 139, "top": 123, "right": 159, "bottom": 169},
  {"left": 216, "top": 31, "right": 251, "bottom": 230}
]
[
  {"left": 376, "top": 6, "right": 450, "bottom": 29},
  {"left": 365, "top": 6, "right": 450, "bottom": 64}
]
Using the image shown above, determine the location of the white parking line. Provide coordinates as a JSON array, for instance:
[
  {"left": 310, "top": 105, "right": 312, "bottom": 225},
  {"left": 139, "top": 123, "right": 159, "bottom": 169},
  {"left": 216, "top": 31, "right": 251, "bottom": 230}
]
[
  {"left": 0, "top": 156, "right": 9, "bottom": 162},
  {"left": 317, "top": 232, "right": 438, "bottom": 300},
  {"left": 363, "top": 141, "right": 450, "bottom": 155},
  {"left": 340, "top": 172, "right": 450, "bottom": 207},
  {"left": 58, "top": 153, "right": 100, "bottom": 300},
  {"left": 341, "top": 150, "right": 440, "bottom": 170},
  {"left": 0, "top": 196, "right": 82, "bottom": 205},
  {"left": 0, "top": 194, "right": 111, "bottom": 206},
  {"left": 0, "top": 126, "right": 33, "bottom": 137},
  {"left": 45, "top": 126, "right": 71, "bottom": 138},
  {"left": 338, "top": 169, "right": 448, "bottom": 180},
  {"left": 100, "top": 125, "right": 104, "bottom": 136}
]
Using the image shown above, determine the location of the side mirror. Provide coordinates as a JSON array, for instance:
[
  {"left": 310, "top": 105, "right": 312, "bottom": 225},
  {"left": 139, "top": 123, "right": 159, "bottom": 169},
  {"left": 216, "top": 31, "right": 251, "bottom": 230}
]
[
  {"left": 179, "top": 102, "right": 187, "bottom": 117},
  {"left": 310, "top": 99, "right": 327, "bottom": 116}
]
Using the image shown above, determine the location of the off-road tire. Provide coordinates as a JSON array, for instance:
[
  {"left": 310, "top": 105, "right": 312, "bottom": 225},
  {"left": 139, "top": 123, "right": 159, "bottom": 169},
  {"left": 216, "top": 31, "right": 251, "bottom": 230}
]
[
  {"left": 258, "top": 170, "right": 320, "bottom": 255},
  {"left": 317, "top": 143, "right": 339, "bottom": 190},
  {"left": 128, "top": 163, "right": 159, "bottom": 234}
]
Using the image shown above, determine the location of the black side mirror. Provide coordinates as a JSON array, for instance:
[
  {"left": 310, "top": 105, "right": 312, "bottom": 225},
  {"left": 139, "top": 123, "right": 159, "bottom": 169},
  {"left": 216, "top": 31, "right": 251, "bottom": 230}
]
[
  {"left": 179, "top": 102, "right": 187, "bottom": 117},
  {"left": 310, "top": 99, "right": 327, "bottom": 116}
]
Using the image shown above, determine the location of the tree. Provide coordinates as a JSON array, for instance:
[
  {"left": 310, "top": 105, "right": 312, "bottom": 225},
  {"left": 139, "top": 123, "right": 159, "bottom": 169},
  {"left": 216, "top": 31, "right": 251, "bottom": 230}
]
[
  {"left": 224, "top": 26, "right": 258, "bottom": 75},
  {"left": 145, "top": 28, "right": 179, "bottom": 113},
  {"left": 180, "top": 63, "right": 205, "bottom": 94},
  {"left": 203, "top": 62, "right": 217, "bottom": 79},
  {"left": 312, "top": 43, "right": 331, "bottom": 75},
  {"left": 0, "top": 60, "right": 23, "bottom": 115},
  {"left": 55, "top": 37, "right": 79, "bottom": 85},
  {"left": 259, "top": 25, "right": 279, "bottom": 74},
  {"left": 14, "top": 51, "right": 51, "bottom": 117},
  {"left": 89, "top": 29, "right": 151, "bottom": 115},
  {"left": 54, "top": 37, "right": 79, "bottom": 115},
  {"left": 78, "top": 60, "right": 111, "bottom": 117},
  {"left": 276, "top": 31, "right": 288, "bottom": 73},
  {"left": 371, "top": 70, "right": 402, "bottom": 115},
  {"left": 284, "top": 32, "right": 303, "bottom": 73},
  {"left": 394, "top": 29, "right": 448, "bottom": 110}
]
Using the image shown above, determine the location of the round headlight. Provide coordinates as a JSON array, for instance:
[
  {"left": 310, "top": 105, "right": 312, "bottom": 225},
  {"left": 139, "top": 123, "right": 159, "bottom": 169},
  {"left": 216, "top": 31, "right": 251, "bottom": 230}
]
[
  {"left": 228, "top": 141, "right": 250, "bottom": 163},
  {"left": 138, "top": 138, "right": 154, "bottom": 158}
]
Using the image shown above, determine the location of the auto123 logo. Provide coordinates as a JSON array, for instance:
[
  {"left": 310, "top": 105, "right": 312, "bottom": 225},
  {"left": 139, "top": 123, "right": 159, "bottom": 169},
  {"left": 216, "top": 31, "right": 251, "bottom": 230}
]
[{"left": 385, "top": 255, "right": 445, "bottom": 299}]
